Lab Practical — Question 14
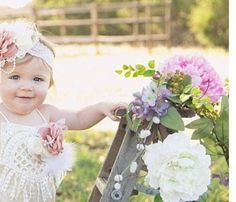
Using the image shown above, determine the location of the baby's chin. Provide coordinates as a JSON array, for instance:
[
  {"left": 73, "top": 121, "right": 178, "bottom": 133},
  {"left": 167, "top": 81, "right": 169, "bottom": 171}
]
[{"left": 6, "top": 104, "right": 37, "bottom": 116}]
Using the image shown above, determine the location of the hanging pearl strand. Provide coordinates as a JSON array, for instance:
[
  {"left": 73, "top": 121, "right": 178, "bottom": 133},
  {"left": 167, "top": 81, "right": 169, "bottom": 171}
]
[{"left": 0, "top": 57, "right": 16, "bottom": 74}]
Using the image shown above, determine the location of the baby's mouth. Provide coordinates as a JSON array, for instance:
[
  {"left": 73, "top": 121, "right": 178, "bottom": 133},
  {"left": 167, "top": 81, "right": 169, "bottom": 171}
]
[{"left": 16, "top": 96, "right": 34, "bottom": 100}]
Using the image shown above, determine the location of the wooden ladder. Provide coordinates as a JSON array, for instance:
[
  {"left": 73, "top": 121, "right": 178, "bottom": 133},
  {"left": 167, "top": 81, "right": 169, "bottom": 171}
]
[{"left": 87, "top": 109, "right": 160, "bottom": 202}]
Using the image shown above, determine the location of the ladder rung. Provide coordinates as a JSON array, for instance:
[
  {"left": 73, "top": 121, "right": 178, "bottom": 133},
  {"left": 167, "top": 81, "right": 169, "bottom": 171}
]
[
  {"left": 133, "top": 184, "right": 160, "bottom": 195},
  {"left": 95, "top": 177, "right": 107, "bottom": 195}
]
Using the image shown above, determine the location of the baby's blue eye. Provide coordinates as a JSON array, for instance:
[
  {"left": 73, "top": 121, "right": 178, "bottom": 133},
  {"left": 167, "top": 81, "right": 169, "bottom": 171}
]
[
  {"left": 33, "top": 77, "right": 44, "bottom": 82},
  {"left": 9, "top": 75, "right": 20, "bottom": 80}
]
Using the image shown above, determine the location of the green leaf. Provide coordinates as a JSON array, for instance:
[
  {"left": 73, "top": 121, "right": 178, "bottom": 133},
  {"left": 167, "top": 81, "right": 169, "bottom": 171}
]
[
  {"left": 126, "top": 113, "right": 133, "bottom": 130},
  {"left": 125, "top": 71, "right": 131, "bottom": 77},
  {"left": 135, "top": 64, "right": 145, "bottom": 71},
  {"left": 197, "top": 192, "right": 208, "bottom": 202},
  {"left": 160, "top": 107, "right": 185, "bottom": 131},
  {"left": 186, "top": 118, "right": 213, "bottom": 129},
  {"left": 192, "top": 97, "right": 202, "bottom": 108},
  {"left": 215, "top": 95, "right": 229, "bottom": 146},
  {"left": 122, "top": 64, "right": 129, "bottom": 70},
  {"left": 154, "top": 194, "right": 163, "bottom": 202},
  {"left": 191, "top": 86, "right": 201, "bottom": 96},
  {"left": 187, "top": 118, "right": 214, "bottom": 139},
  {"left": 215, "top": 107, "right": 229, "bottom": 146},
  {"left": 183, "top": 84, "right": 192, "bottom": 93},
  {"left": 220, "top": 96, "right": 229, "bottom": 115},
  {"left": 200, "top": 96, "right": 211, "bottom": 103},
  {"left": 132, "top": 72, "right": 139, "bottom": 77},
  {"left": 182, "top": 75, "right": 192, "bottom": 86},
  {"left": 148, "top": 60, "right": 155, "bottom": 69},
  {"left": 201, "top": 136, "right": 222, "bottom": 155},
  {"left": 167, "top": 95, "right": 182, "bottom": 104},
  {"left": 115, "top": 69, "right": 123, "bottom": 75},
  {"left": 132, "top": 118, "right": 142, "bottom": 132},
  {"left": 129, "top": 65, "right": 135, "bottom": 71},
  {"left": 137, "top": 69, "right": 146, "bottom": 75},
  {"left": 205, "top": 103, "right": 214, "bottom": 112},
  {"left": 191, "top": 123, "right": 213, "bottom": 139},
  {"left": 180, "top": 94, "right": 191, "bottom": 102},
  {"left": 143, "top": 69, "right": 155, "bottom": 77}
]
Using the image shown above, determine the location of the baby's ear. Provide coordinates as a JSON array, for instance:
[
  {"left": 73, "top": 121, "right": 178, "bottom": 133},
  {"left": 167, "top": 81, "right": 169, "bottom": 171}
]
[{"left": 49, "top": 76, "right": 55, "bottom": 87}]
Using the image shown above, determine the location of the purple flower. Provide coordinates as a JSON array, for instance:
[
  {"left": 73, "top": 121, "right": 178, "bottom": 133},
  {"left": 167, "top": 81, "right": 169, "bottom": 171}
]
[
  {"left": 160, "top": 55, "right": 224, "bottom": 103},
  {"left": 212, "top": 172, "right": 229, "bottom": 187},
  {"left": 131, "top": 83, "right": 171, "bottom": 120}
]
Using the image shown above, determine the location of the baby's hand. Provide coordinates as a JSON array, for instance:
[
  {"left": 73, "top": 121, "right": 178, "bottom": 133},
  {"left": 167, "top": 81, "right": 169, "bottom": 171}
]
[{"left": 99, "top": 102, "right": 128, "bottom": 121}]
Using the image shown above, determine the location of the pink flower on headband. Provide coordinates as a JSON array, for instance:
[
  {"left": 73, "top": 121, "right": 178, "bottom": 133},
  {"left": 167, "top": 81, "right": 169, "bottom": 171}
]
[
  {"left": 0, "top": 30, "right": 18, "bottom": 59},
  {"left": 38, "top": 122, "right": 65, "bottom": 155}
]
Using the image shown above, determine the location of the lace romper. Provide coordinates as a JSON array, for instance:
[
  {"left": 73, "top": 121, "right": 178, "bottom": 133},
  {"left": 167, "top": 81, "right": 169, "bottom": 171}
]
[{"left": 0, "top": 110, "right": 58, "bottom": 202}]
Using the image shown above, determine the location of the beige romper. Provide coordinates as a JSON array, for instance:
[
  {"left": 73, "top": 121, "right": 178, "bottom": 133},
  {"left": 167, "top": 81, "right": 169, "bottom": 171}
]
[{"left": 0, "top": 110, "right": 58, "bottom": 202}]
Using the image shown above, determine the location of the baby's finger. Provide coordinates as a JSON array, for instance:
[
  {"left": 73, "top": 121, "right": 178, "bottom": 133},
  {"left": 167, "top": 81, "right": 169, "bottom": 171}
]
[
  {"left": 116, "top": 102, "right": 128, "bottom": 109},
  {"left": 107, "top": 112, "right": 121, "bottom": 121}
]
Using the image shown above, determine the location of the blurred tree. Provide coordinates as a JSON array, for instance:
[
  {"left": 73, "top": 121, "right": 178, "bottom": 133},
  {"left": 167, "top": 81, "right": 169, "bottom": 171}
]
[
  {"left": 33, "top": 0, "right": 228, "bottom": 49},
  {"left": 189, "top": 0, "right": 228, "bottom": 49},
  {"left": 170, "top": 0, "right": 197, "bottom": 46}
]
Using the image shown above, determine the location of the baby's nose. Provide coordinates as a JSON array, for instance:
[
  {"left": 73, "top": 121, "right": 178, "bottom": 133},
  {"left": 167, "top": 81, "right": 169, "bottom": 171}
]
[{"left": 19, "top": 80, "right": 34, "bottom": 91}]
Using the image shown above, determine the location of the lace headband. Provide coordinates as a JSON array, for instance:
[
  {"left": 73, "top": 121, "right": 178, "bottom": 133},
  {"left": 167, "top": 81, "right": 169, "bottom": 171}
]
[{"left": 0, "top": 21, "right": 54, "bottom": 74}]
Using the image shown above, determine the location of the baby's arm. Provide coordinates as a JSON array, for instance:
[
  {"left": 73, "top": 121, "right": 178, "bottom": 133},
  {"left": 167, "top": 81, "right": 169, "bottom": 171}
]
[{"left": 44, "top": 102, "right": 127, "bottom": 130}]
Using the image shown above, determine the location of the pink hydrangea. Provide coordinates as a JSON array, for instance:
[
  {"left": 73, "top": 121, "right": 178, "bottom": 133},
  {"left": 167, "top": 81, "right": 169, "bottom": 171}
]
[{"left": 160, "top": 55, "right": 224, "bottom": 103}]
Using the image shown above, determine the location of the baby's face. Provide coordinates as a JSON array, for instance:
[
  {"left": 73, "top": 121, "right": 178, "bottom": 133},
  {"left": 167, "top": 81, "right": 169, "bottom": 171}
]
[{"left": 0, "top": 55, "right": 51, "bottom": 115}]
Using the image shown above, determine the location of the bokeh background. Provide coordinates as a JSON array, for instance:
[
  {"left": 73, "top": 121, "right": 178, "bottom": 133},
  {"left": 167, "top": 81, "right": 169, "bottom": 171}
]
[{"left": 0, "top": 0, "right": 229, "bottom": 201}]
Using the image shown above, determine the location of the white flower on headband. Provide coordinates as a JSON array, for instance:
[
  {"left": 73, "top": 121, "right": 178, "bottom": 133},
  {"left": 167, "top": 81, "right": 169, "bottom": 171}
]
[
  {"left": 0, "top": 20, "right": 54, "bottom": 73},
  {"left": 0, "top": 21, "right": 39, "bottom": 61}
]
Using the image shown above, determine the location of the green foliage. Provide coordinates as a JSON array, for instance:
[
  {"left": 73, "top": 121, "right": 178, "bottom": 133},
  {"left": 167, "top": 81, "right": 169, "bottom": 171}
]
[
  {"left": 160, "top": 106, "right": 184, "bottom": 131},
  {"left": 115, "top": 60, "right": 157, "bottom": 78},
  {"left": 154, "top": 194, "right": 163, "bottom": 202},
  {"left": 186, "top": 118, "right": 214, "bottom": 139},
  {"left": 189, "top": 0, "right": 228, "bottom": 49},
  {"left": 215, "top": 96, "right": 229, "bottom": 146},
  {"left": 170, "top": 0, "right": 198, "bottom": 46},
  {"left": 186, "top": 96, "right": 229, "bottom": 165}
]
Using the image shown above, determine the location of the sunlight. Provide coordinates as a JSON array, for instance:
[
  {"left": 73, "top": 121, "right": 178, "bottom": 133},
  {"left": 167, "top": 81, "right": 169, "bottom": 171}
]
[{"left": 0, "top": 0, "right": 32, "bottom": 9}]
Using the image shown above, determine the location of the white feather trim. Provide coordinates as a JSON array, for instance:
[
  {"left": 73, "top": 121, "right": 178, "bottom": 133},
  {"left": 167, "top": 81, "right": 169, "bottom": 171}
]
[{"left": 45, "top": 142, "right": 76, "bottom": 174}]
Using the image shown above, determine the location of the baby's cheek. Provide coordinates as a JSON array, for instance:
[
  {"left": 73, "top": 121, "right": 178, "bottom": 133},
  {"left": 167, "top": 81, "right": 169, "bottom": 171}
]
[{"left": 36, "top": 84, "right": 49, "bottom": 99}]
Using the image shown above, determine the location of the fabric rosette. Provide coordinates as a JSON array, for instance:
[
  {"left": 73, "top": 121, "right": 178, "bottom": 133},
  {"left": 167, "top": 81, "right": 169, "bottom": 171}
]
[
  {"left": 27, "top": 119, "right": 75, "bottom": 183},
  {"left": 0, "top": 30, "right": 18, "bottom": 59},
  {"left": 142, "top": 132, "right": 211, "bottom": 202}
]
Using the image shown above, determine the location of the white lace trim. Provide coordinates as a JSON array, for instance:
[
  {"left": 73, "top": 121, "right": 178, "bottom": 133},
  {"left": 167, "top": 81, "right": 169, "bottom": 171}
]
[{"left": 0, "top": 167, "right": 54, "bottom": 202}]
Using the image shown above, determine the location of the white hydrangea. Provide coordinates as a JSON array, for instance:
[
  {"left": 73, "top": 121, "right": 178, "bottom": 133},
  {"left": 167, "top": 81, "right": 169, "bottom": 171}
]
[{"left": 142, "top": 132, "right": 211, "bottom": 202}]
